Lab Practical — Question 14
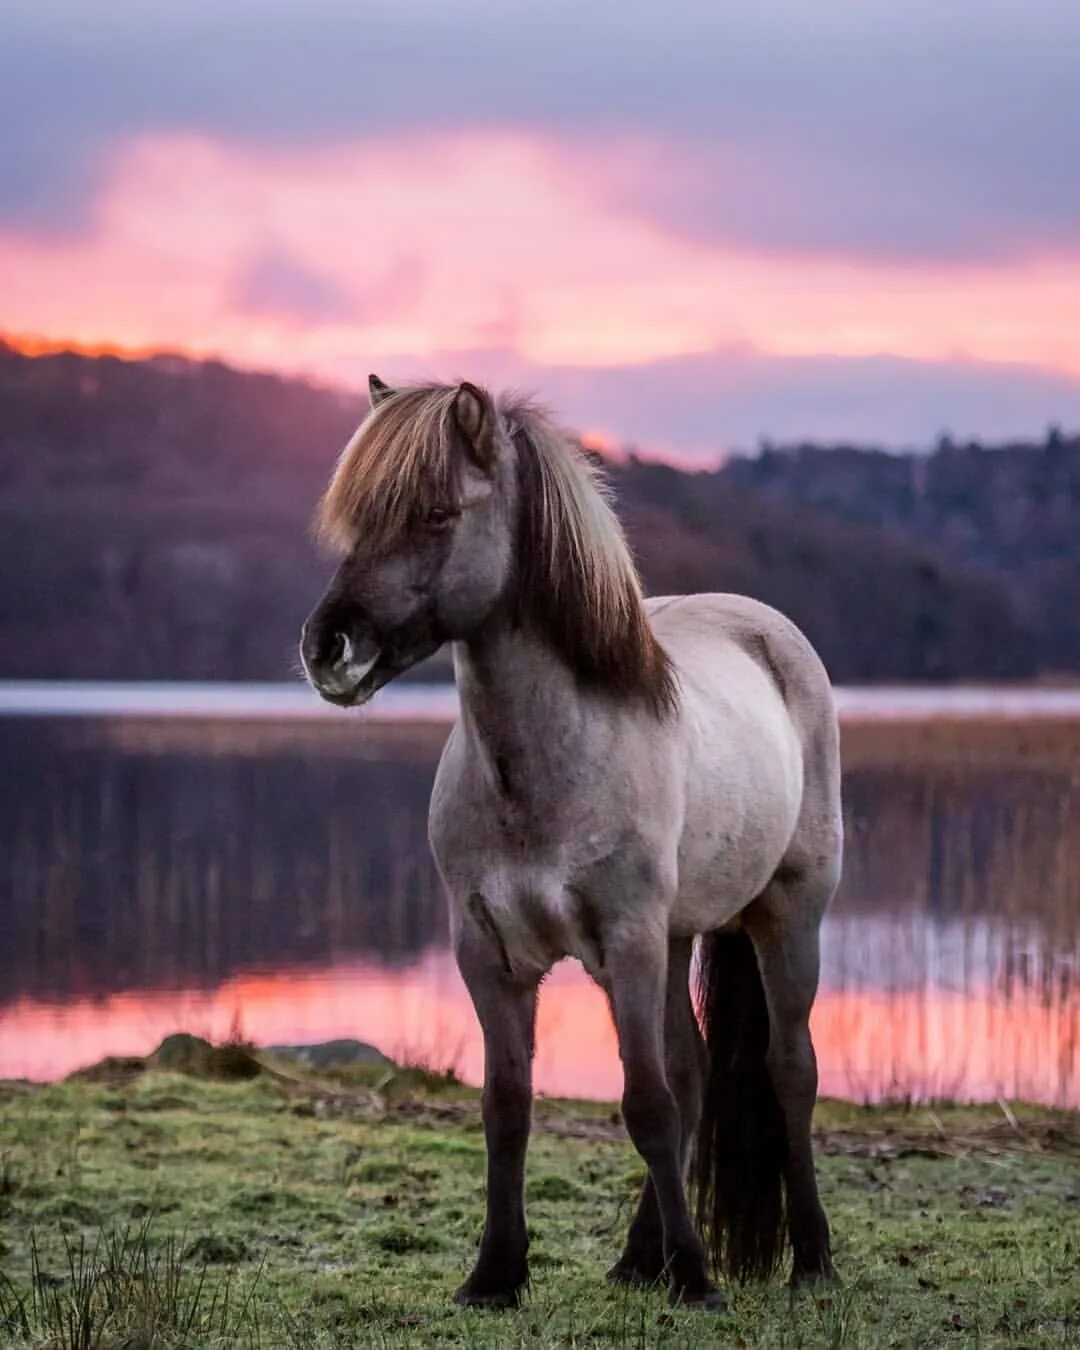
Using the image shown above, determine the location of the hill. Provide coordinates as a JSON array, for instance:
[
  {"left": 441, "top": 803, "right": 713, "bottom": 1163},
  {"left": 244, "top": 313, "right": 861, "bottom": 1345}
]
[
  {"left": 0, "top": 342, "right": 1063, "bottom": 682},
  {"left": 724, "top": 432, "right": 1080, "bottom": 675}
]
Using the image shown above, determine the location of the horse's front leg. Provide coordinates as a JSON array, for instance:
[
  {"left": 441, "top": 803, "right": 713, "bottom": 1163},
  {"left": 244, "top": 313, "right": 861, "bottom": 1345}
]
[
  {"left": 606, "top": 934, "right": 723, "bottom": 1310},
  {"left": 609, "top": 935, "right": 704, "bottom": 1287},
  {"left": 454, "top": 922, "right": 540, "bottom": 1309}
]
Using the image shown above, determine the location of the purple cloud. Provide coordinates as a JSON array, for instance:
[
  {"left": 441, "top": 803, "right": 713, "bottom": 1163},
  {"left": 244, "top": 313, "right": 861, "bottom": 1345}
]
[
  {"left": 2, "top": 1, "right": 1079, "bottom": 263},
  {"left": 351, "top": 344, "right": 1080, "bottom": 457},
  {"left": 233, "top": 249, "right": 356, "bottom": 323},
  {"left": 232, "top": 249, "right": 424, "bottom": 325}
]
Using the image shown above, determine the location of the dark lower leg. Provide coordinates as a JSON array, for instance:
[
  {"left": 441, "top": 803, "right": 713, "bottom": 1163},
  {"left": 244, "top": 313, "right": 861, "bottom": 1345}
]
[
  {"left": 622, "top": 1084, "right": 716, "bottom": 1303},
  {"left": 748, "top": 907, "right": 834, "bottom": 1283},
  {"left": 773, "top": 1034, "right": 834, "bottom": 1282},
  {"left": 610, "top": 938, "right": 704, "bottom": 1287},
  {"left": 459, "top": 1072, "right": 533, "bottom": 1303},
  {"left": 608, "top": 942, "right": 718, "bottom": 1307},
  {"left": 454, "top": 939, "right": 539, "bottom": 1308},
  {"left": 609, "top": 1180, "right": 664, "bottom": 1285}
]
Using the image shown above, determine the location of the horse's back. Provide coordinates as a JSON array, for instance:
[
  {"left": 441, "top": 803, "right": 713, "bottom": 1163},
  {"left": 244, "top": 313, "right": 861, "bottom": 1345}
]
[{"left": 647, "top": 594, "right": 833, "bottom": 728}]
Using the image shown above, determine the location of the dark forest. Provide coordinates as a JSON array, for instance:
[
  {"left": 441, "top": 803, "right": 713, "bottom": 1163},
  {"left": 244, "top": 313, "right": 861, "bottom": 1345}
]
[{"left": 3, "top": 342, "right": 1077, "bottom": 683}]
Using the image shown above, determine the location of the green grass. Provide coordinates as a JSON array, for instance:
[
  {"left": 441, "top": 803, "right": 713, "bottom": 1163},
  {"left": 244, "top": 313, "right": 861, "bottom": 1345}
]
[{"left": 0, "top": 1062, "right": 1076, "bottom": 1348}]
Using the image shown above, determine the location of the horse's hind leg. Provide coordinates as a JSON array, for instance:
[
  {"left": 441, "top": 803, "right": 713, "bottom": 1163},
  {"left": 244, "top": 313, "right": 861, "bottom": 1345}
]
[
  {"left": 744, "top": 860, "right": 838, "bottom": 1284},
  {"left": 608, "top": 937, "right": 705, "bottom": 1287}
]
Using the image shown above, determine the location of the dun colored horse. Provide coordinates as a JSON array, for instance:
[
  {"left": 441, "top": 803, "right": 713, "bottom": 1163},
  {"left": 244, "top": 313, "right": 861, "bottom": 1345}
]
[{"left": 301, "top": 377, "right": 841, "bottom": 1310}]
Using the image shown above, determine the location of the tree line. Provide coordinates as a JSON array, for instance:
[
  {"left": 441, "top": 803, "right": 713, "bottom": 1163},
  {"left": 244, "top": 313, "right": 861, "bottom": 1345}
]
[{"left": 2, "top": 342, "right": 1075, "bottom": 683}]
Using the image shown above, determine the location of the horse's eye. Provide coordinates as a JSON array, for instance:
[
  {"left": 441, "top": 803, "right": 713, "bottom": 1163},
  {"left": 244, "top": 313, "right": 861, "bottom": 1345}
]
[{"left": 425, "top": 506, "right": 456, "bottom": 530}]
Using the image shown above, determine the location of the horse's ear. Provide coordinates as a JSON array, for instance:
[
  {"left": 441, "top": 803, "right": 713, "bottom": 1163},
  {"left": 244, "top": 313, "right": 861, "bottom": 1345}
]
[
  {"left": 368, "top": 373, "right": 394, "bottom": 407},
  {"left": 452, "top": 381, "right": 496, "bottom": 471}
]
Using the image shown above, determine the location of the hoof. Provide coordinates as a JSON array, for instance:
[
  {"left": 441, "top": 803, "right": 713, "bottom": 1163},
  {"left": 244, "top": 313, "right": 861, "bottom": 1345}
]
[
  {"left": 670, "top": 1282, "right": 727, "bottom": 1312},
  {"left": 606, "top": 1259, "right": 664, "bottom": 1289},
  {"left": 453, "top": 1275, "right": 526, "bottom": 1310}
]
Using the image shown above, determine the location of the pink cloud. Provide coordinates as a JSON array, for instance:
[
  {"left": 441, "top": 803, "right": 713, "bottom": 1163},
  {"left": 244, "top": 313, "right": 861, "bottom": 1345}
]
[{"left": 3, "top": 128, "right": 1080, "bottom": 448}]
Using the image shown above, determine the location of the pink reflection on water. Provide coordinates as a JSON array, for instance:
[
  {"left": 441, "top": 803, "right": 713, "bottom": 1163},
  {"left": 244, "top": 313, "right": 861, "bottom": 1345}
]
[{"left": 1, "top": 953, "right": 1075, "bottom": 1107}]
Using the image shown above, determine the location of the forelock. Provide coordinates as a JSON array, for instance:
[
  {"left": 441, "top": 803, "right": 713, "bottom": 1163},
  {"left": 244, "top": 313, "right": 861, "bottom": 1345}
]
[{"left": 315, "top": 384, "right": 461, "bottom": 552}]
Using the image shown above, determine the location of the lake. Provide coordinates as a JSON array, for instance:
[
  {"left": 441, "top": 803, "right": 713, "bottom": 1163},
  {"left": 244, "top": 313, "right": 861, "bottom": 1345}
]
[{"left": 0, "top": 683, "right": 1077, "bottom": 1105}]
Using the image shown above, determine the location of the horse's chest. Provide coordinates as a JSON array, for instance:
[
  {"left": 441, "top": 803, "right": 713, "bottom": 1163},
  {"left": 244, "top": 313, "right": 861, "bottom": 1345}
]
[
  {"left": 453, "top": 864, "right": 604, "bottom": 981},
  {"left": 429, "top": 727, "right": 653, "bottom": 980},
  {"left": 505, "top": 884, "right": 600, "bottom": 975},
  {"left": 432, "top": 810, "right": 610, "bottom": 979}
]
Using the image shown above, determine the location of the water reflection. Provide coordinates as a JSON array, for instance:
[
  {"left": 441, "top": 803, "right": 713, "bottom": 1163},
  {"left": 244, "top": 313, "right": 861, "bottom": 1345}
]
[
  {"left": 0, "top": 713, "right": 1076, "bottom": 1105},
  {"left": 1, "top": 953, "right": 1074, "bottom": 1106}
]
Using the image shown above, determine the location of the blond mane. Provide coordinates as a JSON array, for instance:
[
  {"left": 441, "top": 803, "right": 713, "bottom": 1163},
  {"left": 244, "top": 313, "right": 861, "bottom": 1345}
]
[
  {"left": 317, "top": 383, "right": 676, "bottom": 715},
  {"left": 500, "top": 395, "right": 676, "bottom": 715}
]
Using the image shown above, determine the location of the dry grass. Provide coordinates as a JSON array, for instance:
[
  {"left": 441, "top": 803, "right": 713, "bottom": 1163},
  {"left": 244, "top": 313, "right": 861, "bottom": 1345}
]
[{"left": 841, "top": 714, "right": 1080, "bottom": 770}]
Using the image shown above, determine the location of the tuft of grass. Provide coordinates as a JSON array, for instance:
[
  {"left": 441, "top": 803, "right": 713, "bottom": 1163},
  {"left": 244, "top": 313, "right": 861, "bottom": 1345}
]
[{"left": 0, "top": 1220, "right": 262, "bottom": 1350}]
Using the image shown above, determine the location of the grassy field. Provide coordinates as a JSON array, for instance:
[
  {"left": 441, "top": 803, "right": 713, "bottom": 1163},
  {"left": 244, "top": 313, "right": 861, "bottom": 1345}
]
[{"left": 0, "top": 1049, "right": 1076, "bottom": 1349}]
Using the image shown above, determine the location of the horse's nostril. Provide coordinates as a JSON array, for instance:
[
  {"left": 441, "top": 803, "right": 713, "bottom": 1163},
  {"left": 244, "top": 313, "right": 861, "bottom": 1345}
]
[{"left": 328, "top": 631, "right": 352, "bottom": 669}]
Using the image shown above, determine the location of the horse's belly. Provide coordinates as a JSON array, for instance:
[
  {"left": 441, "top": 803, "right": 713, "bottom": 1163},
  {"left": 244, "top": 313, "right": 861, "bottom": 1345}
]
[
  {"left": 668, "top": 722, "right": 804, "bottom": 935},
  {"left": 669, "top": 828, "right": 789, "bottom": 935}
]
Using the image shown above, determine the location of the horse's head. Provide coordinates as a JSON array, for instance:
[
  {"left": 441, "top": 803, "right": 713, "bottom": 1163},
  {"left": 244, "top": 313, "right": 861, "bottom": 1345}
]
[{"left": 301, "top": 376, "right": 516, "bottom": 705}]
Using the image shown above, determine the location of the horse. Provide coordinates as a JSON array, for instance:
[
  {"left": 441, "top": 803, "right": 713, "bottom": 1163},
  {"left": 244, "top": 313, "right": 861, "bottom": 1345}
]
[{"left": 300, "top": 375, "right": 842, "bottom": 1311}]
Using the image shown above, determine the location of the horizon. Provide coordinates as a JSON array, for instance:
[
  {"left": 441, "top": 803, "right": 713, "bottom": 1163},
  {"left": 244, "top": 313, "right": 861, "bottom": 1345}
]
[
  {"left": 3, "top": 331, "right": 1075, "bottom": 466},
  {"left": 4, "top": 3, "right": 1080, "bottom": 457}
]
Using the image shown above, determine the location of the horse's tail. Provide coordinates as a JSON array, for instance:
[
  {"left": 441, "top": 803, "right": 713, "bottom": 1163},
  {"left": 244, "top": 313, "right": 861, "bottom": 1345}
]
[{"left": 692, "top": 929, "right": 787, "bottom": 1282}]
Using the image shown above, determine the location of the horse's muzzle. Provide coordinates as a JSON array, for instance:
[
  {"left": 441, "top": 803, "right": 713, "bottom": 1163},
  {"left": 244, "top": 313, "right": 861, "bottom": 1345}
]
[{"left": 300, "top": 620, "right": 382, "bottom": 706}]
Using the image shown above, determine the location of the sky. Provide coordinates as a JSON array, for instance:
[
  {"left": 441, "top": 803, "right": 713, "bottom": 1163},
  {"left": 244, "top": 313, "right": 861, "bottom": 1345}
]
[{"left": 3, "top": 0, "right": 1080, "bottom": 459}]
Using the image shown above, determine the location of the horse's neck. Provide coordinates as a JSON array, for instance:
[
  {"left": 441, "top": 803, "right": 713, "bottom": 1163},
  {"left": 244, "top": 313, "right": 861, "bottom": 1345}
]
[{"left": 453, "top": 621, "right": 587, "bottom": 795}]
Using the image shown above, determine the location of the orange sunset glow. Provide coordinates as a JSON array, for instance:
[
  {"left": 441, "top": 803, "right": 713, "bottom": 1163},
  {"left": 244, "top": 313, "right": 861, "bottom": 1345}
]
[
  {"left": 2, "top": 333, "right": 173, "bottom": 363},
  {"left": 7, "top": 130, "right": 1080, "bottom": 384},
  {"left": 1, "top": 956, "right": 1075, "bottom": 1108}
]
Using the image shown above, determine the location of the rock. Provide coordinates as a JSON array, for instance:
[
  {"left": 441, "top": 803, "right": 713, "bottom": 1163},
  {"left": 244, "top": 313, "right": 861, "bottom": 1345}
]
[
  {"left": 150, "top": 1034, "right": 263, "bottom": 1080},
  {"left": 263, "top": 1039, "right": 395, "bottom": 1069},
  {"left": 150, "top": 1033, "right": 214, "bottom": 1074}
]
